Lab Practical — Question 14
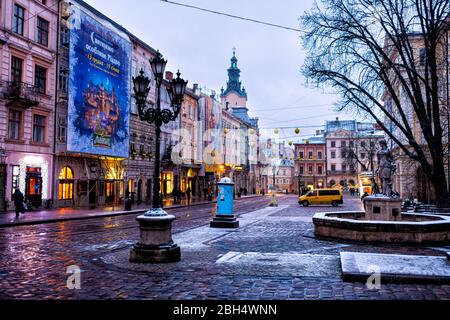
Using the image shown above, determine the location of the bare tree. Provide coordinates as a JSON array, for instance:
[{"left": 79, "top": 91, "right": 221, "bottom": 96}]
[
  {"left": 302, "top": 0, "right": 450, "bottom": 207},
  {"left": 341, "top": 132, "right": 381, "bottom": 174}
]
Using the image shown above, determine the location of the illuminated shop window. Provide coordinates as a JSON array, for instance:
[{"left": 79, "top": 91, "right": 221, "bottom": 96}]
[
  {"left": 58, "top": 166, "right": 74, "bottom": 200},
  {"left": 11, "top": 166, "right": 20, "bottom": 197}
]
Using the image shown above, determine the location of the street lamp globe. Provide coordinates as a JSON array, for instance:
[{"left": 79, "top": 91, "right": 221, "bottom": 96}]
[
  {"left": 132, "top": 69, "right": 151, "bottom": 101},
  {"left": 172, "top": 70, "right": 188, "bottom": 99},
  {"left": 150, "top": 50, "right": 167, "bottom": 82}
]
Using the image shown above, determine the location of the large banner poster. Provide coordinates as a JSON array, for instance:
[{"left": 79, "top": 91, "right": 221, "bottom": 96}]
[{"left": 68, "top": 5, "right": 131, "bottom": 158}]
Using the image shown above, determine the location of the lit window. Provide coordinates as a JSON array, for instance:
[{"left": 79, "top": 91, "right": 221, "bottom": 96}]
[
  {"left": 11, "top": 166, "right": 20, "bottom": 197},
  {"left": 58, "top": 166, "right": 74, "bottom": 200}
]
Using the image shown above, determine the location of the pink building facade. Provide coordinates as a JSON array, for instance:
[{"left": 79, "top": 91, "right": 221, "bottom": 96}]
[
  {"left": 0, "top": 0, "right": 58, "bottom": 210},
  {"left": 294, "top": 137, "right": 327, "bottom": 193}
]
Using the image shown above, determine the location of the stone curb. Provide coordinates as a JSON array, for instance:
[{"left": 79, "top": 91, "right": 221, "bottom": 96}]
[{"left": 0, "top": 195, "right": 265, "bottom": 228}]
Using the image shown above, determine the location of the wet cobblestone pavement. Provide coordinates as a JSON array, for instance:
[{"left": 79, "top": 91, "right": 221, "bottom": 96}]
[{"left": 1, "top": 195, "right": 450, "bottom": 300}]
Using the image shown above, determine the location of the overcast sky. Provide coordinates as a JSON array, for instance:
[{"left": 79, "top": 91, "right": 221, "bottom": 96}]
[{"left": 85, "top": 0, "right": 357, "bottom": 142}]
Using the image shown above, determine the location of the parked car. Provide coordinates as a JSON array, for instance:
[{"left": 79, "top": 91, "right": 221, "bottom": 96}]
[{"left": 299, "top": 189, "right": 344, "bottom": 207}]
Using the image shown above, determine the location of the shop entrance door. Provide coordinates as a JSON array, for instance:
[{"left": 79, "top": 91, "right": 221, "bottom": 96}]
[
  {"left": 0, "top": 164, "right": 6, "bottom": 212},
  {"left": 89, "top": 180, "right": 97, "bottom": 207},
  {"left": 105, "top": 181, "right": 115, "bottom": 205},
  {"left": 137, "top": 179, "right": 142, "bottom": 204},
  {"left": 26, "top": 167, "right": 43, "bottom": 208}
]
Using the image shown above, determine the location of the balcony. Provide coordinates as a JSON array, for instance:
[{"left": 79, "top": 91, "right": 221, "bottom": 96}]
[{"left": 2, "top": 82, "right": 39, "bottom": 108}]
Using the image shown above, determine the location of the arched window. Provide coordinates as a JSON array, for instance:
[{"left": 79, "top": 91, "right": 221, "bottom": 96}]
[{"left": 59, "top": 166, "right": 74, "bottom": 200}]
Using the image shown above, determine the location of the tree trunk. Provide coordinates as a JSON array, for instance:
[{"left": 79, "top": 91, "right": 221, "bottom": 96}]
[{"left": 429, "top": 165, "right": 450, "bottom": 208}]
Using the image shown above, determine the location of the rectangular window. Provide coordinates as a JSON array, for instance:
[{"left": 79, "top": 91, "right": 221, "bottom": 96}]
[
  {"left": 308, "top": 166, "right": 313, "bottom": 174},
  {"left": 11, "top": 166, "right": 20, "bottom": 197},
  {"left": 11, "top": 56, "right": 23, "bottom": 83},
  {"left": 299, "top": 152, "right": 304, "bottom": 159},
  {"left": 131, "top": 96, "right": 137, "bottom": 114},
  {"left": 35, "top": 65, "right": 47, "bottom": 94},
  {"left": 318, "top": 152, "right": 323, "bottom": 160},
  {"left": 299, "top": 166, "right": 304, "bottom": 175},
  {"left": 32, "top": 115, "right": 46, "bottom": 143},
  {"left": 331, "top": 151, "right": 336, "bottom": 159},
  {"left": 59, "top": 181, "right": 74, "bottom": 200},
  {"left": 331, "top": 141, "right": 336, "bottom": 148},
  {"left": 59, "top": 67, "right": 69, "bottom": 92},
  {"left": 318, "top": 166, "right": 323, "bottom": 175},
  {"left": 342, "top": 141, "right": 347, "bottom": 148},
  {"left": 308, "top": 151, "right": 313, "bottom": 159},
  {"left": 36, "top": 16, "right": 49, "bottom": 46},
  {"left": 130, "top": 143, "right": 136, "bottom": 154},
  {"left": 58, "top": 116, "right": 67, "bottom": 143},
  {"left": 342, "top": 165, "right": 347, "bottom": 172},
  {"left": 419, "top": 48, "right": 426, "bottom": 66},
  {"left": 13, "top": 4, "right": 25, "bottom": 35},
  {"left": 60, "top": 25, "right": 70, "bottom": 47},
  {"left": 331, "top": 165, "right": 336, "bottom": 172},
  {"left": 8, "top": 110, "right": 21, "bottom": 140}
]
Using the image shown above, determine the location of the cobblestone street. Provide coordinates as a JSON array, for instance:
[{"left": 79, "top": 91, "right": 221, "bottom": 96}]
[{"left": 0, "top": 195, "right": 450, "bottom": 300}]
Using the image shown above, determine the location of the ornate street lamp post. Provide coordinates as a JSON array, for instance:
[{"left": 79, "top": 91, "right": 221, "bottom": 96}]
[{"left": 129, "top": 51, "right": 188, "bottom": 263}]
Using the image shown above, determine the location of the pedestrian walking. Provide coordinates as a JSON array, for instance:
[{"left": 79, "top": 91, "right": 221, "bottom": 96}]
[
  {"left": 12, "top": 188, "right": 25, "bottom": 219},
  {"left": 186, "top": 187, "right": 192, "bottom": 205}
]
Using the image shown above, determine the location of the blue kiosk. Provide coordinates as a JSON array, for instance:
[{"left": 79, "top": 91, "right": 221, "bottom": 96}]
[{"left": 210, "top": 177, "right": 239, "bottom": 229}]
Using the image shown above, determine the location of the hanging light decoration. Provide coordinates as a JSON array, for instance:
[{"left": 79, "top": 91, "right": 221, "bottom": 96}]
[{"left": 295, "top": 128, "right": 300, "bottom": 135}]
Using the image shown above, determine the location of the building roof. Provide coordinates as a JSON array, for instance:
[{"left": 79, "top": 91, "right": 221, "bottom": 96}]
[
  {"left": 231, "top": 107, "right": 259, "bottom": 129},
  {"left": 221, "top": 50, "right": 247, "bottom": 99},
  {"left": 75, "top": 0, "right": 158, "bottom": 55},
  {"left": 325, "top": 118, "right": 379, "bottom": 134},
  {"left": 295, "top": 135, "right": 326, "bottom": 145}
]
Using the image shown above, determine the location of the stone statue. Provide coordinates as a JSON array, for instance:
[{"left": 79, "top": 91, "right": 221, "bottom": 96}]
[{"left": 376, "top": 140, "right": 397, "bottom": 197}]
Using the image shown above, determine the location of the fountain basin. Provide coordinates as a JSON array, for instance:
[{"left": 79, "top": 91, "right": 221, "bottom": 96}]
[{"left": 313, "top": 211, "right": 450, "bottom": 244}]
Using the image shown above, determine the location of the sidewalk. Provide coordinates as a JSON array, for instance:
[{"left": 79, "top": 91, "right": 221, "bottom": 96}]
[{"left": 0, "top": 195, "right": 263, "bottom": 228}]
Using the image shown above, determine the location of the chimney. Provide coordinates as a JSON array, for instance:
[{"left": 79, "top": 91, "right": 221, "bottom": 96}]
[
  {"left": 193, "top": 83, "right": 198, "bottom": 92},
  {"left": 165, "top": 71, "right": 173, "bottom": 81},
  {"left": 210, "top": 90, "right": 216, "bottom": 98}
]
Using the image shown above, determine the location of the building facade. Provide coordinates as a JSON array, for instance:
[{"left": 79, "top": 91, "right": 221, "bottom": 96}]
[
  {"left": 125, "top": 35, "right": 157, "bottom": 206},
  {"left": 325, "top": 119, "right": 383, "bottom": 189},
  {"left": 0, "top": 0, "right": 58, "bottom": 210},
  {"left": 295, "top": 136, "right": 327, "bottom": 192},
  {"left": 54, "top": 0, "right": 156, "bottom": 209}
]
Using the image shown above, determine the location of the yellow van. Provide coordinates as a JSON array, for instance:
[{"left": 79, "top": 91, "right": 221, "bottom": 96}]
[{"left": 299, "top": 189, "right": 344, "bottom": 207}]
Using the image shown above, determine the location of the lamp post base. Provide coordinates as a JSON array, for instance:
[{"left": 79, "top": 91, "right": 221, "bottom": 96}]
[
  {"left": 129, "top": 211, "right": 181, "bottom": 263},
  {"left": 210, "top": 215, "right": 239, "bottom": 229},
  {"left": 130, "top": 243, "right": 181, "bottom": 264},
  {"left": 270, "top": 194, "right": 279, "bottom": 207}
]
